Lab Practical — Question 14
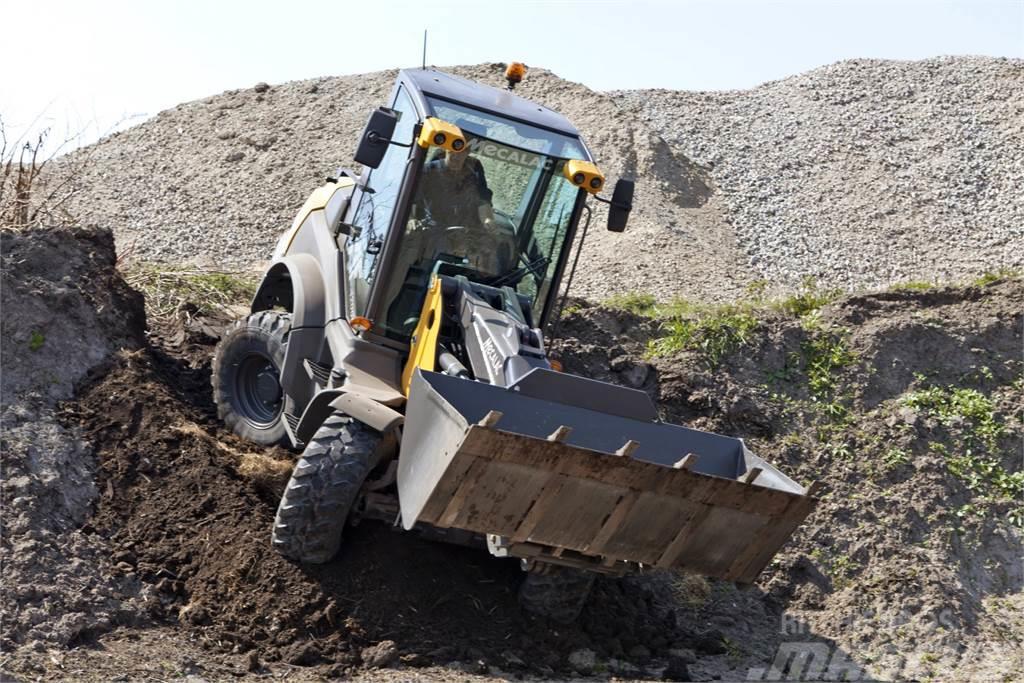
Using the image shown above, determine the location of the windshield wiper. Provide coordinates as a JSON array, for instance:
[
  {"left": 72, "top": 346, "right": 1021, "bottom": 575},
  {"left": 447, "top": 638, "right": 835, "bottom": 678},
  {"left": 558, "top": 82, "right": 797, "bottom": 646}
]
[{"left": 490, "top": 255, "right": 549, "bottom": 288}]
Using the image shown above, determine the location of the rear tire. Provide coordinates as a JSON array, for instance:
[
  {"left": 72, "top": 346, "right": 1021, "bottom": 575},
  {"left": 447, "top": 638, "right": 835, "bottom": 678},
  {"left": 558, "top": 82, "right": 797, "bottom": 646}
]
[
  {"left": 518, "top": 566, "right": 596, "bottom": 623},
  {"left": 212, "top": 311, "right": 291, "bottom": 446},
  {"left": 272, "top": 414, "right": 380, "bottom": 563}
]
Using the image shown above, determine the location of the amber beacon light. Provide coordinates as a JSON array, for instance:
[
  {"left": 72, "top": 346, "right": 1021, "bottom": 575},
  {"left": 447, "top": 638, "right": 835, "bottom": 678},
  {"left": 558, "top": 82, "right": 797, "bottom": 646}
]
[
  {"left": 505, "top": 62, "right": 527, "bottom": 90},
  {"left": 349, "top": 316, "right": 373, "bottom": 333}
]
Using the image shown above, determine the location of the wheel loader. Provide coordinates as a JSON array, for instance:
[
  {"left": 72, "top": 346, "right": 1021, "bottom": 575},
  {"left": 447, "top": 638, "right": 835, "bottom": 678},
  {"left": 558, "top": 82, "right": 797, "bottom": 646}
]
[{"left": 212, "top": 65, "right": 819, "bottom": 622}]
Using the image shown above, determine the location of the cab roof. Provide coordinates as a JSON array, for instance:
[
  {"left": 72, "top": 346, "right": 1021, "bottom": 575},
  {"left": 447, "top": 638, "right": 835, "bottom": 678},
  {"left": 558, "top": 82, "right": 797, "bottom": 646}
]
[{"left": 399, "top": 68, "right": 582, "bottom": 139}]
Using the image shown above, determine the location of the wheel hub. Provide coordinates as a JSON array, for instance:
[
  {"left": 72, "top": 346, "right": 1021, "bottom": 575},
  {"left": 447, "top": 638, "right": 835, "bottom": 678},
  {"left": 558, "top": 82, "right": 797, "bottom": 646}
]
[
  {"left": 234, "top": 353, "right": 283, "bottom": 428},
  {"left": 255, "top": 367, "right": 282, "bottom": 405}
]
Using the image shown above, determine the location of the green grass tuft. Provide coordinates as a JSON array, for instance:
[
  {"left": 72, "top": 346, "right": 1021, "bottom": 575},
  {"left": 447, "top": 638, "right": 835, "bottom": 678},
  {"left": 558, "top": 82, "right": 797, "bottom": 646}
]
[
  {"left": 604, "top": 292, "right": 658, "bottom": 316},
  {"left": 902, "top": 385, "right": 1020, "bottom": 511},
  {"left": 28, "top": 331, "right": 45, "bottom": 352},
  {"left": 802, "top": 330, "right": 857, "bottom": 399},
  {"left": 972, "top": 268, "right": 1021, "bottom": 287},
  {"left": 647, "top": 302, "right": 759, "bottom": 368},
  {"left": 889, "top": 280, "right": 936, "bottom": 292},
  {"left": 775, "top": 277, "right": 842, "bottom": 318},
  {"left": 123, "top": 264, "right": 258, "bottom": 319},
  {"left": 883, "top": 447, "right": 910, "bottom": 470},
  {"left": 902, "top": 386, "right": 1004, "bottom": 449}
]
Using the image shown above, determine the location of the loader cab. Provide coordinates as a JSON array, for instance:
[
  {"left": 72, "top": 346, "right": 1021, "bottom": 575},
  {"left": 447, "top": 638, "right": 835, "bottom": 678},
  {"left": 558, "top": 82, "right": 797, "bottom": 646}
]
[{"left": 345, "top": 69, "right": 595, "bottom": 347}]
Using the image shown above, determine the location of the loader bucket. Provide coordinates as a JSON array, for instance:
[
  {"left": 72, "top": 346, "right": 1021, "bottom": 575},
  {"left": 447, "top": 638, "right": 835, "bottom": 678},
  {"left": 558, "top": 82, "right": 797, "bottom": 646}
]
[{"left": 397, "top": 368, "right": 818, "bottom": 583}]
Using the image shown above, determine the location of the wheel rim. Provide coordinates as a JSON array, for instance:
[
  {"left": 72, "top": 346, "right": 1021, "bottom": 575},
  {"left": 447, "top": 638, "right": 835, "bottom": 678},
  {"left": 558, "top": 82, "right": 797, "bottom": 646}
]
[{"left": 232, "top": 352, "right": 283, "bottom": 428}]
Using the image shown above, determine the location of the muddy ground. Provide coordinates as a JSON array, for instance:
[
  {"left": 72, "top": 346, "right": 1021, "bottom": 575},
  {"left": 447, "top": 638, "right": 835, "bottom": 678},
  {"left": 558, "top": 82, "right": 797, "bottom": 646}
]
[{"left": 2, "top": 225, "right": 1022, "bottom": 681}]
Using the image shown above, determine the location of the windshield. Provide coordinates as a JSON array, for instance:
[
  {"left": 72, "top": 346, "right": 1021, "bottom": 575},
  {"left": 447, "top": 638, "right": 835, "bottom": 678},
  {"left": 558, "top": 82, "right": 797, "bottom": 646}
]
[
  {"left": 379, "top": 130, "right": 582, "bottom": 340},
  {"left": 429, "top": 97, "right": 588, "bottom": 159}
]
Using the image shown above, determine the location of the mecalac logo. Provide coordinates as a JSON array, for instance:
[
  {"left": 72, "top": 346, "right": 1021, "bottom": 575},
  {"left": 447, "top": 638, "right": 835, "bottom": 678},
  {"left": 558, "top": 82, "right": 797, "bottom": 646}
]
[
  {"left": 481, "top": 336, "right": 502, "bottom": 375},
  {"left": 467, "top": 138, "right": 557, "bottom": 172}
]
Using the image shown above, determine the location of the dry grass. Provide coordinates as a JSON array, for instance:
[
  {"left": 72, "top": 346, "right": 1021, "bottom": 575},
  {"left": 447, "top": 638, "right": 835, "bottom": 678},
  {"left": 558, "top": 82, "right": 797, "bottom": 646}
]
[
  {"left": 121, "top": 264, "right": 258, "bottom": 321},
  {"left": 1, "top": 115, "right": 87, "bottom": 230},
  {"left": 670, "top": 571, "right": 712, "bottom": 608},
  {"left": 173, "top": 421, "right": 292, "bottom": 494},
  {"left": 236, "top": 452, "right": 293, "bottom": 493}
]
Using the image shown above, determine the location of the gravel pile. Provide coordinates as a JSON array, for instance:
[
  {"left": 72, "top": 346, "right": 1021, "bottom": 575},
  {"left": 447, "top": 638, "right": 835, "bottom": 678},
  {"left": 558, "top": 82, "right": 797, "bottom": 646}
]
[
  {"left": 614, "top": 56, "right": 1024, "bottom": 290},
  {"left": 58, "top": 63, "right": 747, "bottom": 303},
  {"left": 57, "top": 57, "right": 1023, "bottom": 302}
]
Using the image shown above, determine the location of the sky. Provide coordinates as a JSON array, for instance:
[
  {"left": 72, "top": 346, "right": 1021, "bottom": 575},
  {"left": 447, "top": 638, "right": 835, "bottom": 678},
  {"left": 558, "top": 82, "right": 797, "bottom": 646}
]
[{"left": 1, "top": 0, "right": 1021, "bottom": 152}]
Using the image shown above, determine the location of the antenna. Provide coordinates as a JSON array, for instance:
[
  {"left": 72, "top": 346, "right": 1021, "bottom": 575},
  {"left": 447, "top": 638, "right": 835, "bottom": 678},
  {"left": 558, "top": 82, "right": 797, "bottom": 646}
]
[{"left": 422, "top": 30, "right": 427, "bottom": 70}]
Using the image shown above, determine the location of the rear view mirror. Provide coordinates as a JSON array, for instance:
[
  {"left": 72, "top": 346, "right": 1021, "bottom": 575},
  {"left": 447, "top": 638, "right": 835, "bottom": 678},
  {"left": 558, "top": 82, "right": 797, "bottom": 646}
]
[
  {"left": 607, "top": 178, "right": 635, "bottom": 232},
  {"left": 354, "top": 107, "right": 399, "bottom": 169}
]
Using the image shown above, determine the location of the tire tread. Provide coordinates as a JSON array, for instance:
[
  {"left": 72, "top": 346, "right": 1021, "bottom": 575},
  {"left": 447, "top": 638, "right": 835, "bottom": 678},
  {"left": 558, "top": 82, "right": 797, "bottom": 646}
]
[{"left": 271, "top": 414, "right": 379, "bottom": 563}]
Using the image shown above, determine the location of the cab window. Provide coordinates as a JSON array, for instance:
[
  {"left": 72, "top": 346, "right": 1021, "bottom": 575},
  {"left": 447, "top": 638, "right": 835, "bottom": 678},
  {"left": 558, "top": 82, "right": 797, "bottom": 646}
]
[{"left": 346, "top": 86, "right": 417, "bottom": 317}]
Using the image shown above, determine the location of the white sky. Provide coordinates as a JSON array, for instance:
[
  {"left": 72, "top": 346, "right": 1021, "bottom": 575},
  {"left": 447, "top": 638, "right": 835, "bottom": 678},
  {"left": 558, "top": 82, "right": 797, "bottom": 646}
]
[{"left": 1, "top": 0, "right": 1021, "bottom": 151}]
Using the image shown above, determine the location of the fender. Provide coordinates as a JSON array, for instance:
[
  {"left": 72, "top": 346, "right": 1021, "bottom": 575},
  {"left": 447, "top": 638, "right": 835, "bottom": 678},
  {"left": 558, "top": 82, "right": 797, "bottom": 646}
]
[
  {"left": 295, "top": 388, "right": 404, "bottom": 444},
  {"left": 251, "top": 253, "right": 326, "bottom": 329},
  {"left": 251, "top": 253, "right": 328, "bottom": 444}
]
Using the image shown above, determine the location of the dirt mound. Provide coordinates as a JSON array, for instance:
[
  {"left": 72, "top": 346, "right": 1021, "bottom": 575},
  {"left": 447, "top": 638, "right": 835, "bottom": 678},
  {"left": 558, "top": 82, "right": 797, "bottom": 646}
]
[
  {"left": 0, "top": 226, "right": 145, "bottom": 402},
  {"left": 0, "top": 226, "right": 149, "bottom": 652},
  {"left": 554, "top": 276, "right": 1023, "bottom": 680},
  {"left": 2, "top": 223, "right": 1020, "bottom": 681},
  {"left": 52, "top": 323, "right": 707, "bottom": 679}
]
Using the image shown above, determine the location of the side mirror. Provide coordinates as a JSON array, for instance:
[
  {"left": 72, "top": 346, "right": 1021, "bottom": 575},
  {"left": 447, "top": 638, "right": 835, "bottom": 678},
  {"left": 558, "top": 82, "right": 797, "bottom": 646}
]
[
  {"left": 607, "top": 178, "right": 635, "bottom": 232},
  {"left": 354, "top": 107, "right": 399, "bottom": 169}
]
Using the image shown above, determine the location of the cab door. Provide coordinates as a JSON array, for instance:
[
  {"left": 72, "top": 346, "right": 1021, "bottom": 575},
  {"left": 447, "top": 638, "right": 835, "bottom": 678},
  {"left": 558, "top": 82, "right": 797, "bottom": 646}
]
[{"left": 344, "top": 86, "right": 419, "bottom": 318}]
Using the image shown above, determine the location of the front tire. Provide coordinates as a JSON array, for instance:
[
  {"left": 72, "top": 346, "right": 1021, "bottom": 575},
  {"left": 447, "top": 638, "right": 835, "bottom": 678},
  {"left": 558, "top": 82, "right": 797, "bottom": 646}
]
[
  {"left": 212, "top": 311, "right": 291, "bottom": 446},
  {"left": 272, "top": 414, "right": 381, "bottom": 563}
]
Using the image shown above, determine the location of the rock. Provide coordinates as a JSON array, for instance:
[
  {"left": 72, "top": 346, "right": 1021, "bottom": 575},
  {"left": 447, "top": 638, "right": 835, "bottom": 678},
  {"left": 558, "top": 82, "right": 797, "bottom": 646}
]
[
  {"left": 628, "top": 643, "right": 652, "bottom": 660},
  {"left": 361, "top": 640, "right": 399, "bottom": 668},
  {"left": 400, "top": 652, "right": 430, "bottom": 667},
  {"left": 112, "top": 549, "right": 136, "bottom": 564},
  {"left": 503, "top": 651, "right": 526, "bottom": 668},
  {"left": 253, "top": 82, "right": 270, "bottom": 93},
  {"left": 224, "top": 151, "right": 244, "bottom": 163},
  {"left": 178, "top": 602, "right": 210, "bottom": 625},
  {"left": 427, "top": 645, "right": 456, "bottom": 661},
  {"left": 619, "top": 362, "right": 651, "bottom": 388},
  {"left": 897, "top": 406, "right": 919, "bottom": 425},
  {"left": 568, "top": 648, "right": 598, "bottom": 674},
  {"left": 282, "top": 641, "right": 320, "bottom": 666},
  {"left": 609, "top": 658, "right": 642, "bottom": 676},
  {"left": 662, "top": 656, "right": 692, "bottom": 681},
  {"left": 694, "top": 629, "right": 728, "bottom": 655},
  {"left": 668, "top": 647, "right": 697, "bottom": 663}
]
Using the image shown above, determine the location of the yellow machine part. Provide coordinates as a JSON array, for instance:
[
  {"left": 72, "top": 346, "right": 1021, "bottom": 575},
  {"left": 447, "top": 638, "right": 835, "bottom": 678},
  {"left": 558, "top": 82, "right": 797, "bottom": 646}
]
[
  {"left": 401, "top": 276, "right": 444, "bottom": 395},
  {"left": 417, "top": 117, "right": 466, "bottom": 153},
  {"left": 281, "top": 177, "right": 354, "bottom": 254},
  {"left": 563, "top": 159, "right": 605, "bottom": 194}
]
